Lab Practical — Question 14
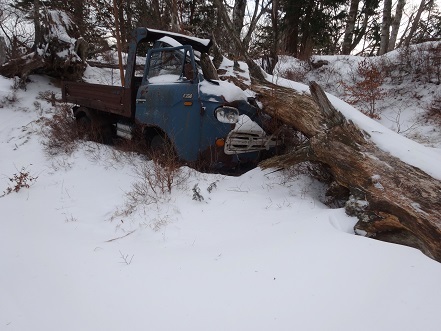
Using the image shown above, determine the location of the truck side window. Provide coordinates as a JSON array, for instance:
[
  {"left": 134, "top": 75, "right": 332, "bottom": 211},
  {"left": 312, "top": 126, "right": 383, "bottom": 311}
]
[{"left": 147, "top": 49, "right": 184, "bottom": 83}]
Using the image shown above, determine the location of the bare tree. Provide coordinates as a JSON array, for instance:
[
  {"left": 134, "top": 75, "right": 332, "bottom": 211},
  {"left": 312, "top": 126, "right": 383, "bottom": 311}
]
[
  {"left": 212, "top": 0, "right": 265, "bottom": 80},
  {"left": 213, "top": 0, "right": 270, "bottom": 59},
  {"left": 404, "top": 0, "right": 434, "bottom": 47}
]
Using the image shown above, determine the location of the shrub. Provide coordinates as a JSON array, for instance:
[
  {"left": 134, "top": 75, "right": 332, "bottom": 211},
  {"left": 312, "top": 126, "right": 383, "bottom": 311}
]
[
  {"left": 120, "top": 153, "right": 188, "bottom": 216},
  {"left": 341, "top": 59, "right": 387, "bottom": 119},
  {"left": 40, "top": 103, "right": 82, "bottom": 155},
  {"left": 427, "top": 93, "right": 441, "bottom": 123},
  {"left": 1, "top": 167, "right": 38, "bottom": 197},
  {"left": 276, "top": 57, "right": 310, "bottom": 84},
  {"left": 397, "top": 42, "right": 441, "bottom": 84}
]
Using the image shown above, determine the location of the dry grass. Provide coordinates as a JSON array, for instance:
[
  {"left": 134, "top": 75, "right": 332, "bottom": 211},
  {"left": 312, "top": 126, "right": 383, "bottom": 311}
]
[
  {"left": 426, "top": 94, "right": 441, "bottom": 124},
  {"left": 40, "top": 103, "right": 83, "bottom": 156}
]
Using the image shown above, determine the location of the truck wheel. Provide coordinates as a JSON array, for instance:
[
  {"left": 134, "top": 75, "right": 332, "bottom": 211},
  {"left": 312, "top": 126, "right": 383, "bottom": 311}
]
[
  {"left": 150, "top": 134, "right": 166, "bottom": 151},
  {"left": 76, "top": 114, "right": 91, "bottom": 128},
  {"left": 146, "top": 130, "right": 176, "bottom": 160},
  {"left": 75, "top": 114, "right": 92, "bottom": 138},
  {"left": 75, "top": 110, "right": 113, "bottom": 144}
]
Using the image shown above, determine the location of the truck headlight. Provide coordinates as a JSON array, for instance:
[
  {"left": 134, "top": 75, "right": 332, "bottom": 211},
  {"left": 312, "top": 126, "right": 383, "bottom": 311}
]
[{"left": 215, "top": 106, "right": 239, "bottom": 124}]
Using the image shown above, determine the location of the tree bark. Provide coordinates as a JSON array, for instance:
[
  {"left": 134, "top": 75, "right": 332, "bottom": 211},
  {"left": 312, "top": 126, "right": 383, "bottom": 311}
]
[
  {"left": 298, "top": 0, "right": 315, "bottom": 60},
  {"left": 0, "top": 36, "right": 6, "bottom": 65},
  {"left": 71, "top": 0, "right": 86, "bottom": 37},
  {"left": 283, "top": 1, "right": 301, "bottom": 56},
  {"left": 232, "top": 0, "right": 246, "bottom": 38},
  {"left": 112, "top": 0, "right": 125, "bottom": 86},
  {"left": 387, "top": 0, "right": 406, "bottom": 52},
  {"left": 253, "top": 81, "right": 441, "bottom": 262},
  {"left": 342, "top": 0, "right": 360, "bottom": 55},
  {"left": 32, "top": 0, "right": 43, "bottom": 51},
  {"left": 379, "top": 0, "right": 392, "bottom": 55}
]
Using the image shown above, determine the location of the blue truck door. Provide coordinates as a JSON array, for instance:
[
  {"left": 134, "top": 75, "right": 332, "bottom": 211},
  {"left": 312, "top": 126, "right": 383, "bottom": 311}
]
[{"left": 135, "top": 46, "right": 202, "bottom": 162}]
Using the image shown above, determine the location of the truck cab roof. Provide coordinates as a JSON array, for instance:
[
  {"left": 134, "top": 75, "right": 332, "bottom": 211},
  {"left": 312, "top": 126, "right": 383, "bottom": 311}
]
[{"left": 131, "top": 28, "right": 212, "bottom": 54}]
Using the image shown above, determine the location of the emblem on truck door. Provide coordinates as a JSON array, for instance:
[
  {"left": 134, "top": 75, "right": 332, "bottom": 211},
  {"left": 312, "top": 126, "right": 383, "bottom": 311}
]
[{"left": 183, "top": 94, "right": 193, "bottom": 99}]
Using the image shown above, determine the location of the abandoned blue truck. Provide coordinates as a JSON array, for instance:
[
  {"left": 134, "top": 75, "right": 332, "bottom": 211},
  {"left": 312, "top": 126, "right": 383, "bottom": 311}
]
[{"left": 62, "top": 28, "right": 278, "bottom": 169}]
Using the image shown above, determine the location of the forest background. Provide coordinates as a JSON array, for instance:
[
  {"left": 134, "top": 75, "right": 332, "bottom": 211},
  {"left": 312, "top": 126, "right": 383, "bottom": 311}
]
[{"left": 0, "top": 0, "right": 440, "bottom": 73}]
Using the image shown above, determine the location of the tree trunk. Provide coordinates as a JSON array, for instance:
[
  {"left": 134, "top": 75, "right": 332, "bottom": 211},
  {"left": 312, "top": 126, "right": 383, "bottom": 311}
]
[
  {"left": 0, "top": 36, "right": 6, "bottom": 65},
  {"left": 387, "top": 0, "right": 406, "bottom": 52},
  {"left": 252, "top": 81, "right": 441, "bottom": 262},
  {"left": 71, "top": 0, "right": 86, "bottom": 37},
  {"left": 32, "top": 0, "right": 43, "bottom": 51},
  {"left": 379, "top": 0, "right": 392, "bottom": 55},
  {"left": 150, "top": 0, "right": 162, "bottom": 28},
  {"left": 232, "top": 0, "right": 246, "bottom": 38},
  {"left": 282, "top": 1, "right": 301, "bottom": 56},
  {"left": 342, "top": 0, "right": 360, "bottom": 55},
  {"left": 168, "top": 0, "right": 179, "bottom": 32},
  {"left": 266, "top": 0, "right": 279, "bottom": 75},
  {"left": 113, "top": 0, "right": 125, "bottom": 86},
  {"left": 298, "top": 0, "right": 315, "bottom": 60}
]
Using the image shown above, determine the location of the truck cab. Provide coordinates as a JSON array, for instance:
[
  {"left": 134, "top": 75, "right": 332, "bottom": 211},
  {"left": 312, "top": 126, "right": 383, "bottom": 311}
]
[{"left": 62, "top": 28, "right": 278, "bottom": 170}]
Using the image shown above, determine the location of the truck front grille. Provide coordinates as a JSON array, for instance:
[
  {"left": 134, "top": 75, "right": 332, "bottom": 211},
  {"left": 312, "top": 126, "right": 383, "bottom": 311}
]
[{"left": 224, "top": 131, "right": 278, "bottom": 155}]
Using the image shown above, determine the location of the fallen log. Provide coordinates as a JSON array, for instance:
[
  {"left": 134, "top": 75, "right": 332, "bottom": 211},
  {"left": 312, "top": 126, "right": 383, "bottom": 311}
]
[
  {"left": 255, "top": 81, "right": 441, "bottom": 262},
  {"left": 0, "top": 10, "right": 86, "bottom": 82}
]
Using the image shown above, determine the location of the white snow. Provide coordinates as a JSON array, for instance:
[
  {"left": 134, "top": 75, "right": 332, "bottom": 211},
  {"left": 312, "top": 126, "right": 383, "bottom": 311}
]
[
  {"left": 2, "top": 51, "right": 441, "bottom": 331},
  {"left": 200, "top": 80, "right": 249, "bottom": 102},
  {"left": 148, "top": 74, "right": 181, "bottom": 83},
  {"left": 233, "top": 115, "right": 265, "bottom": 133},
  {"left": 157, "top": 36, "right": 183, "bottom": 48},
  {"left": 149, "top": 28, "right": 211, "bottom": 47}
]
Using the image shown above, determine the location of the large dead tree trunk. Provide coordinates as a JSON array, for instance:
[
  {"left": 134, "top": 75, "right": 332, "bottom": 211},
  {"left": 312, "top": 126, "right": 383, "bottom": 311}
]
[{"left": 254, "top": 81, "right": 441, "bottom": 262}]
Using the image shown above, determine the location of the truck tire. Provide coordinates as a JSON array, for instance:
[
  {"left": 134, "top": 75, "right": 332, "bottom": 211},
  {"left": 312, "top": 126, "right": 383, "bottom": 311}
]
[
  {"left": 145, "top": 129, "right": 176, "bottom": 160},
  {"left": 74, "top": 107, "right": 113, "bottom": 144}
]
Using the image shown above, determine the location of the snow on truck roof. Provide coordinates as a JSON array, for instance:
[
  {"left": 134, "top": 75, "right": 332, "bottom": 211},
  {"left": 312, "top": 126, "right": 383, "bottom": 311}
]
[
  {"left": 157, "top": 36, "right": 183, "bottom": 48},
  {"left": 132, "top": 28, "right": 212, "bottom": 54}
]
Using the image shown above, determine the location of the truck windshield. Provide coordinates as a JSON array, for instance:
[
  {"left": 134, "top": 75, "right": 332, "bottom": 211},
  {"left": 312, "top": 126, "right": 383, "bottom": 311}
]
[{"left": 147, "top": 48, "right": 185, "bottom": 83}]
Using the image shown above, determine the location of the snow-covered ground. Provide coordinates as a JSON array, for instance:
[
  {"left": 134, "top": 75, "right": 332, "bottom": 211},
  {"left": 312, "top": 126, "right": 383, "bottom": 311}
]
[{"left": 2, "top": 52, "right": 441, "bottom": 331}]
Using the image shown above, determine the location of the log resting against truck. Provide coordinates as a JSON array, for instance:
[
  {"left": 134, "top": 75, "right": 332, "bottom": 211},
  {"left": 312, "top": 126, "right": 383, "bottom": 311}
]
[{"left": 62, "top": 28, "right": 279, "bottom": 169}]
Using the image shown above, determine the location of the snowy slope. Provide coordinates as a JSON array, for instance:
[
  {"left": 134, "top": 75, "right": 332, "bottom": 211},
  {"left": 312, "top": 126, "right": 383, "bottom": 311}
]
[{"left": 2, "top": 66, "right": 441, "bottom": 331}]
